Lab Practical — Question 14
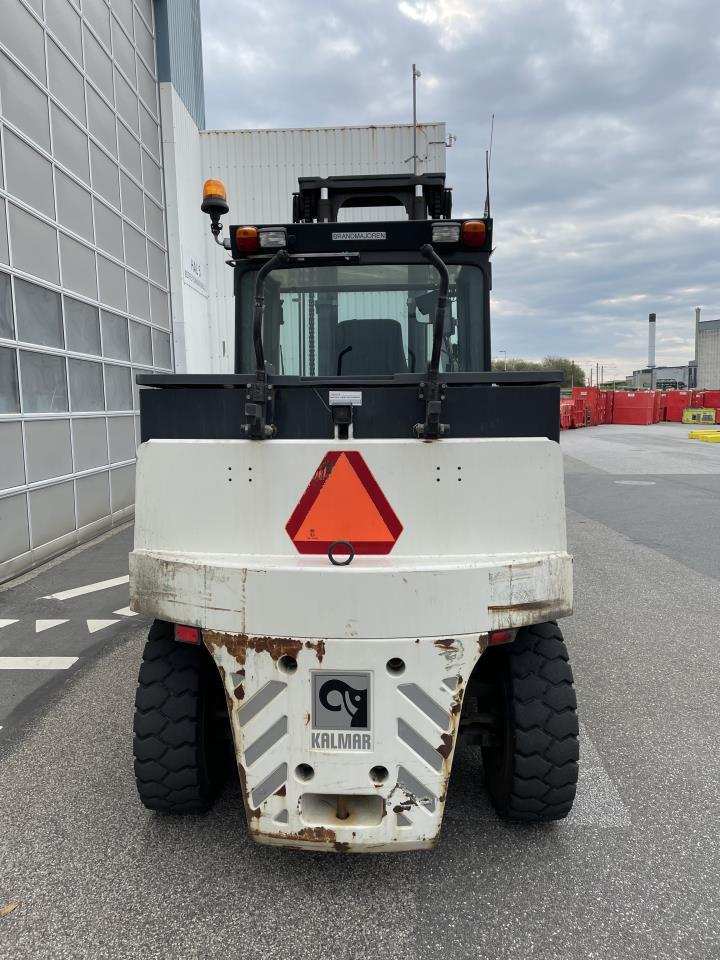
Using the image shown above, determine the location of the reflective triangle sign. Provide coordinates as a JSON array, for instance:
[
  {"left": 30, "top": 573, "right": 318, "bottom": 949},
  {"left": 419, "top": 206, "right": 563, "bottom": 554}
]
[{"left": 286, "top": 451, "right": 403, "bottom": 555}]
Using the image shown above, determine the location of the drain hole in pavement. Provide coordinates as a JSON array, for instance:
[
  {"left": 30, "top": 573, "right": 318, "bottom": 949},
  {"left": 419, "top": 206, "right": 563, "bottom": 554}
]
[{"left": 278, "top": 655, "right": 297, "bottom": 674}]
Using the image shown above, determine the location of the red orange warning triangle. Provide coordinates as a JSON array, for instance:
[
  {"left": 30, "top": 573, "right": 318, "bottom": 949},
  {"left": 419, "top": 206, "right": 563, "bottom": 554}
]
[{"left": 286, "top": 451, "right": 403, "bottom": 555}]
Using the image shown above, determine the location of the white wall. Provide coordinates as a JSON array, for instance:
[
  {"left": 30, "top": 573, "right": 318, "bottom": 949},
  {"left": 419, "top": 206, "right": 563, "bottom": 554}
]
[
  {"left": 197, "top": 123, "right": 447, "bottom": 373},
  {"left": 160, "top": 83, "right": 212, "bottom": 373}
]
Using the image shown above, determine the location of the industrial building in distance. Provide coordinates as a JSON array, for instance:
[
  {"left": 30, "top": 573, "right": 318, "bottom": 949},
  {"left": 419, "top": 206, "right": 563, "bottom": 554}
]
[{"left": 630, "top": 307, "right": 719, "bottom": 390}]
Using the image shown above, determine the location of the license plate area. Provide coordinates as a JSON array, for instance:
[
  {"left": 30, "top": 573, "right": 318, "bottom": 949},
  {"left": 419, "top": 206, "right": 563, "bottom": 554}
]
[{"left": 301, "top": 793, "right": 384, "bottom": 828}]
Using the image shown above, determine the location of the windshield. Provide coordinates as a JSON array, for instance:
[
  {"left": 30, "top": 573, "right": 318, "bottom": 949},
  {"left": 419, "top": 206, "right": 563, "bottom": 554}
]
[{"left": 237, "top": 261, "right": 486, "bottom": 376}]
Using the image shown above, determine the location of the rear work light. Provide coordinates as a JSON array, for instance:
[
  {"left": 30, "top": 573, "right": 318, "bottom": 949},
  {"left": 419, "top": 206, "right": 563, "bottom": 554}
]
[
  {"left": 175, "top": 624, "right": 201, "bottom": 644},
  {"left": 431, "top": 222, "right": 460, "bottom": 243},
  {"left": 258, "top": 227, "right": 288, "bottom": 249},
  {"left": 462, "top": 220, "right": 486, "bottom": 246},
  {"left": 235, "top": 226, "right": 259, "bottom": 253}
]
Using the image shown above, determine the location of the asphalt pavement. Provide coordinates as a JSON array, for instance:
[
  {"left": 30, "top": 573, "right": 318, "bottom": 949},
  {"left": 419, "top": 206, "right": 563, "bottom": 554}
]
[{"left": 0, "top": 423, "right": 719, "bottom": 959}]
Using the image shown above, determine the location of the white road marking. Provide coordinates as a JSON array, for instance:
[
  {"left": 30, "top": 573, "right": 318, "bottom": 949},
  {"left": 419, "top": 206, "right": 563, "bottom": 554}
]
[
  {"left": 35, "top": 619, "right": 69, "bottom": 633},
  {"left": 565, "top": 727, "right": 631, "bottom": 827},
  {"left": 42, "top": 575, "right": 129, "bottom": 601},
  {"left": 614, "top": 480, "right": 657, "bottom": 486},
  {"left": 0, "top": 657, "right": 78, "bottom": 670},
  {"left": 113, "top": 606, "right": 138, "bottom": 617},
  {"left": 0, "top": 620, "right": 19, "bottom": 629},
  {"left": 87, "top": 619, "right": 120, "bottom": 633},
  {"left": 462, "top": 726, "right": 631, "bottom": 827}
]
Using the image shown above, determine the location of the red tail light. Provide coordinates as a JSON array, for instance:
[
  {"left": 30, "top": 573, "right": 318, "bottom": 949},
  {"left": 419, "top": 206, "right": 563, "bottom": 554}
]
[
  {"left": 235, "top": 226, "right": 259, "bottom": 253},
  {"left": 175, "top": 624, "right": 201, "bottom": 644},
  {"left": 489, "top": 629, "right": 516, "bottom": 645}
]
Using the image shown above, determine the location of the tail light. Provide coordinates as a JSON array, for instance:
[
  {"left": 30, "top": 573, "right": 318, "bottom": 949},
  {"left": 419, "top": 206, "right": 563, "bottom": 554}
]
[
  {"left": 175, "top": 624, "right": 201, "bottom": 644},
  {"left": 235, "top": 226, "right": 259, "bottom": 253},
  {"left": 461, "top": 220, "right": 486, "bottom": 246},
  {"left": 488, "top": 629, "right": 516, "bottom": 646}
]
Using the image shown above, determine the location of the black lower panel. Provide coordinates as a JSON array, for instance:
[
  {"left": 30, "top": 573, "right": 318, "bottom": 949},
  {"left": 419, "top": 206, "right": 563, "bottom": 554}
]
[{"left": 140, "top": 384, "right": 560, "bottom": 442}]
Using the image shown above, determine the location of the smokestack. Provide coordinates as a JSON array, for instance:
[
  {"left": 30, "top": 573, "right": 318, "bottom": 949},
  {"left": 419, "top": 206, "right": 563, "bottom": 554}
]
[{"left": 648, "top": 312, "right": 656, "bottom": 369}]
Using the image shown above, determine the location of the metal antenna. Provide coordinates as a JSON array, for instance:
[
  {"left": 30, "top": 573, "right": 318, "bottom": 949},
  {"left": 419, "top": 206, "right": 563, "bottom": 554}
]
[
  {"left": 412, "top": 64, "right": 422, "bottom": 176},
  {"left": 484, "top": 113, "right": 494, "bottom": 218}
]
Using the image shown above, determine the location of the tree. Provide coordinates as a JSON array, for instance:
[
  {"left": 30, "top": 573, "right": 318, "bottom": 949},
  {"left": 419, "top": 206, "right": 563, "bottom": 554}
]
[
  {"left": 542, "top": 356, "right": 586, "bottom": 388},
  {"left": 490, "top": 356, "right": 585, "bottom": 388}
]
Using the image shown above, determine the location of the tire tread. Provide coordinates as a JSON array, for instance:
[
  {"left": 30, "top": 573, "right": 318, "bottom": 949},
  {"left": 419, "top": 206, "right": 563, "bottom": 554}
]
[
  {"left": 484, "top": 621, "right": 580, "bottom": 822},
  {"left": 132, "top": 620, "right": 225, "bottom": 814}
]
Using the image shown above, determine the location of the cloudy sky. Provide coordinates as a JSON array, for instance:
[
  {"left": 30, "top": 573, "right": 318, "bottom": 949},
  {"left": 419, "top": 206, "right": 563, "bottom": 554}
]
[{"left": 199, "top": 0, "right": 719, "bottom": 379}]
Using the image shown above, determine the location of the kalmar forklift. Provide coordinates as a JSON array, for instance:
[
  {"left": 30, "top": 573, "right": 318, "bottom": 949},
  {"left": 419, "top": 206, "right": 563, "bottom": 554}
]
[{"left": 129, "top": 173, "right": 578, "bottom": 851}]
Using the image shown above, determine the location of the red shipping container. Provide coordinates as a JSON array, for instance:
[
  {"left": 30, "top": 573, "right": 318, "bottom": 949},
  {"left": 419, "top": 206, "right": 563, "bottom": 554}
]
[
  {"left": 658, "top": 391, "right": 668, "bottom": 422},
  {"left": 572, "top": 387, "right": 598, "bottom": 425},
  {"left": 612, "top": 391, "right": 656, "bottom": 425},
  {"left": 690, "top": 391, "right": 705, "bottom": 408},
  {"left": 653, "top": 392, "right": 662, "bottom": 423},
  {"left": 560, "top": 399, "right": 574, "bottom": 430},
  {"left": 665, "top": 390, "right": 691, "bottom": 422},
  {"left": 597, "top": 391, "right": 607, "bottom": 424},
  {"left": 604, "top": 391, "right": 615, "bottom": 423},
  {"left": 702, "top": 389, "right": 720, "bottom": 408}
]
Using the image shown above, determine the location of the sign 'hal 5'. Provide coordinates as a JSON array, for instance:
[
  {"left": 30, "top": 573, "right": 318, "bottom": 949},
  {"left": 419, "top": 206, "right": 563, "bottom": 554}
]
[{"left": 129, "top": 167, "right": 577, "bottom": 854}]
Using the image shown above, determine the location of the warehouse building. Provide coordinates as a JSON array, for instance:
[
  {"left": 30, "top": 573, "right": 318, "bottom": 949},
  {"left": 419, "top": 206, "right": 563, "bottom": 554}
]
[
  {"left": 696, "top": 318, "right": 720, "bottom": 390},
  {"left": 629, "top": 364, "right": 695, "bottom": 390},
  {"left": 0, "top": 0, "right": 175, "bottom": 581},
  {"left": 0, "top": 0, "right": 447, "bottom": 580}
]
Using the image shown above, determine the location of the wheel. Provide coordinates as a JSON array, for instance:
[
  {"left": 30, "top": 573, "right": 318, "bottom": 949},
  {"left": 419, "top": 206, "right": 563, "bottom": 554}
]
[
  {"left": 480, "top": 622, "right": 579, "bottom": 821},
  {"left": 133, "top": 620, "right": 229, "bottom": 813}
]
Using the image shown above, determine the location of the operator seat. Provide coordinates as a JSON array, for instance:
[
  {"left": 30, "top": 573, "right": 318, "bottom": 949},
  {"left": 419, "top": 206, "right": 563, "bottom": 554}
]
[{"left": 335, "top": 319, "right": 408, "bottom": 375}]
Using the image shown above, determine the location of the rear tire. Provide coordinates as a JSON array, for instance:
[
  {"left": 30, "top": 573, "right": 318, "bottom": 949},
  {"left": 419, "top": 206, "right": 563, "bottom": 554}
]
[
  {"left": 133, "top": 620, "right": 229, "bottom": 814},
  {"left": 481, "top": 622, "right": 579, "bottom": 821}
]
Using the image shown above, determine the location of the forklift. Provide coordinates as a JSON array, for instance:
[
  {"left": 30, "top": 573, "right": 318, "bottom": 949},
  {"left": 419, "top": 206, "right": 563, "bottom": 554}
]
[{"left": 129, "top": 173, "right": 578, "bottom": 851}]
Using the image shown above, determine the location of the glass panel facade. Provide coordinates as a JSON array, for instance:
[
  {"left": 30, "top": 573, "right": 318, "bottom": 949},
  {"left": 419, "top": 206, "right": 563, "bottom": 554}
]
[
  {"left": 129, "top": 318, "right": 152, "bottom": 364},
  {"left": 19, "top": 351, "right": 69, "bottom": 413},
  {"left": 68, "top": 357, "right": 104, "bottom": 411},
  {"left": 4, "top": 130, "right": 55, "bottom": 220},
  {"left": 0, "top": 347, "right": 20, "bottom": 413},
  {"left": 104, "top": 362, "right": 132, "bottom": 410},
  {"left": 65, "top": 298, "right": 101, "bottom": 355},
  {"left": 83, "top": 26, "right": 114, "bottom": 102},
  {"left": 94, "top": 200, "right": 124, "bottom": 260},
  {"left": 0, "top": 53, "right": 51, "bottom": 150},
  {"left": 47, "top": 0, "right": 83, "bottom": 66},
  {"left": 15, "top": 279, "right": 63, "bottom": 348},
  {"left": 101, "top": 310, "right": 129, "bottom": 360},
  {"left": 0, "top": 0, "right": 172, "bottom": 577},
  {"left": 55, "top": 171, "right": 94, "bottom": 243},
  {"left": 51, "top": 105, "right": 90, "bottom": 183},
  {"left": 0, "top": 272, "right": 14, "bottom": 340},
  {"left": 48, "top": 40, "right": 86, "bottom": 124},
  {"left": 6, "top": 0, "right": 47, "bottom": 84}
]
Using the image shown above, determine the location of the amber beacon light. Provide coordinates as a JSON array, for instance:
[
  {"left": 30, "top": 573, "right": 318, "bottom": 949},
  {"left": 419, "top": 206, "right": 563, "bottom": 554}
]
[{"left": 201, "top": 178, "right": 230, "bottom": 245}]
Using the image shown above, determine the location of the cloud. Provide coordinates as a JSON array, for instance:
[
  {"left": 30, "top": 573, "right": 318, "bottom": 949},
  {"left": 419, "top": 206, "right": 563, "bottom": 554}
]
[{"left": 199, "top": 0, "right": 720, "bottom": 375}]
